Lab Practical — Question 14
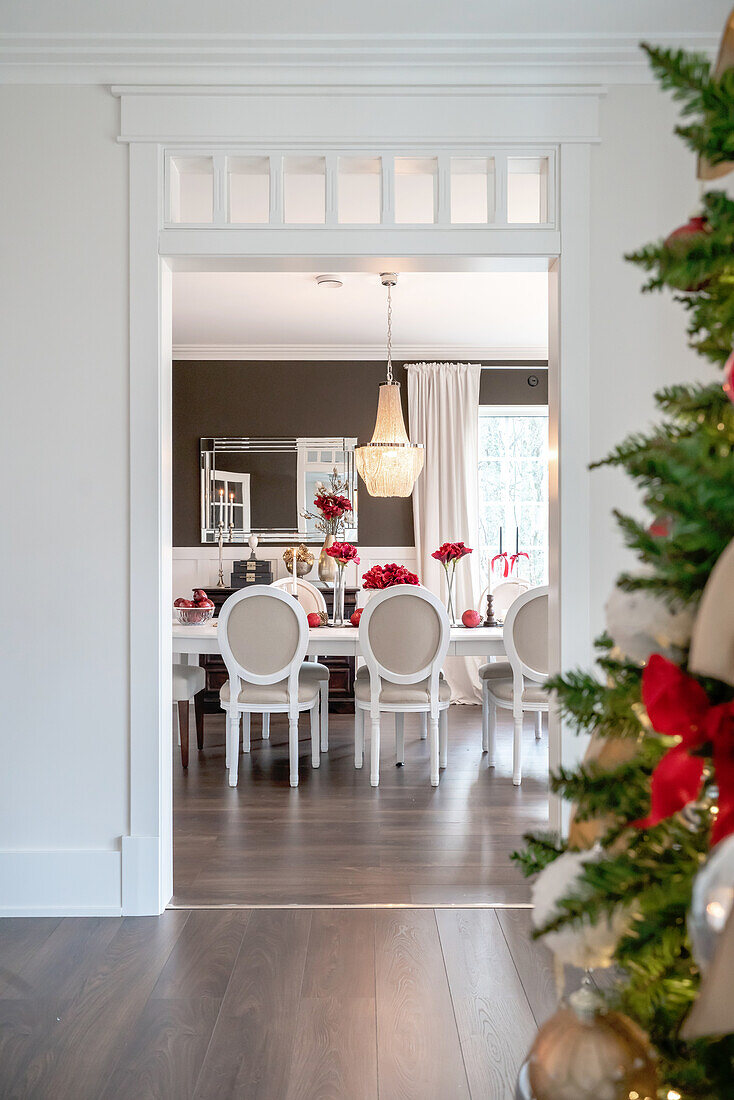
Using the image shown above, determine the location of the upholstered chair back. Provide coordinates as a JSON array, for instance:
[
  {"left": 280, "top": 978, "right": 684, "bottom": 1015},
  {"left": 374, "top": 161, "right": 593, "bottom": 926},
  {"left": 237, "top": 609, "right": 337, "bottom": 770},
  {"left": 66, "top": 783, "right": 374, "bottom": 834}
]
[
  {"left": 505, "top": 587, "right": 549, "bottom": 682},
  {"left": 360, "top": 587, "right": 450, "bottom": 683},
  {"left": 218, "top": 585, "right": 309, "bottom": 684}
]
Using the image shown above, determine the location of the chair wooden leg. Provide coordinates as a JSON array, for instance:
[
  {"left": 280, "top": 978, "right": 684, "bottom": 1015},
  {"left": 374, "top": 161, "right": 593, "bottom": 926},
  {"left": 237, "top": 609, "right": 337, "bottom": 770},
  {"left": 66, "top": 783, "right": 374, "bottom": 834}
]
[
  {"left": 177, "top": 701, "right": 190, "bottom": 769},
  {"left": 194, "top": 690, "right": 205, "bottom": 750},
  {"left": 535, "top": 711, "right": 543, "bottom": 741},
  {"left": 355, "top": 707, "right": 364, "bottom": 769},
  {"left": 370, "top": 715, "right": 381, "bottom": 787},
  {"left": 289, "top": 717, "right": 299, "bottom": 787},
  {"left": 311, "top": 704, "right": 320, "bottom": 768},
  {"left": 439, "top": 708, "right": 448, "bottom": 769},
  {"left": 262, "top": 713, "right": 270, "bottom": 740},
  {"left": 488, "top": 699, "right": 497, "bottom": 768},
  {"left": 429, "top": 718, "right": 440, "bottom": 786},
  {"left": 513, "top": 710, "right": 523, "bottom": 786},
  {"left": 481, "top": 682, "right": 489, "bottom": 752},
  {"left": 242, "top": 712, "right": 251, "bottom": 753},
  {"left": 225, "top": 708, "right": 231, "bottom": 769},
  {"left": 420, "top": 713, "right": 428, "bottom": 740},
  {"left": 395, "top": 713, "right": 405, "bottom": 766},
  {"left": 320, "top": 682, "right": 329, "bottom": 752}
]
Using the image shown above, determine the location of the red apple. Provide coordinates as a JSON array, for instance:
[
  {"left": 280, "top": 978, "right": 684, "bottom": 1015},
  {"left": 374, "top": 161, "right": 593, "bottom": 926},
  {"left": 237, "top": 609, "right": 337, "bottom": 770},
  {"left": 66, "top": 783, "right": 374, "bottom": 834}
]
[
  {"left": 307, "top": 611, "right": 322, "bottom": 628},
  {"left": 179, "top": 599, "right": 195, "bottom": 608},
  {"left": 350, "top": 608, "right": 364, "bottom": 627},
  {"left": 193, "top": 588, "right": 207, "bottom": 600},
  {"left": 195, "top": 598, "right": 213, "bottom": 608},
  {"left": 462, "top": 609, "right": 481, "bottom": 628},
  {"left": 173, "top": 597, "right": 188, "bottom": 607}
]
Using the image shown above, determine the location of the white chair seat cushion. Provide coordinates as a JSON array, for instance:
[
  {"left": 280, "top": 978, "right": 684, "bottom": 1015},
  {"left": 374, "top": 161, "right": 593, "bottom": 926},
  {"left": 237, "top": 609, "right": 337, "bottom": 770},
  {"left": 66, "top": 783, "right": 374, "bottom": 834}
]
[
  {"left": 354, "top": 665, "right": 450, "bottom": 706},
  {"left": 172, "top": 663, "right": 206, "bottom": 702},
  {"left": 485, "top": 677, "right": 548, "bottom": 705},
  {"left": 220, "top": 663, "right": 322, "bottom": 707},
  {"left": 478, "top": 660, "right": 513, "bottom": 681}
]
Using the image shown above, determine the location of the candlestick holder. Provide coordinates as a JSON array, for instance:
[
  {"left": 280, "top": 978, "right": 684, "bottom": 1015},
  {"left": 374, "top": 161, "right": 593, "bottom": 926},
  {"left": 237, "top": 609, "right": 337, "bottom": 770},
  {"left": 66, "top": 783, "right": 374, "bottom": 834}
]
[
  {"left": 216, "top": 520, "right": 226, "bottom": 587},
  {"left": 484, "top": 592, "right": 498, "bottom": 627}
]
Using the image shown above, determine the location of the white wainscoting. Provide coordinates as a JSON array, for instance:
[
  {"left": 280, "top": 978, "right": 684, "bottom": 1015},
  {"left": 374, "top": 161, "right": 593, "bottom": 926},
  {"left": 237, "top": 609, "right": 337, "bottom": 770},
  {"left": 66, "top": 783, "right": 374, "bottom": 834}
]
[{"left": 173, "top": 545, "right": 418, "bottom": 602}]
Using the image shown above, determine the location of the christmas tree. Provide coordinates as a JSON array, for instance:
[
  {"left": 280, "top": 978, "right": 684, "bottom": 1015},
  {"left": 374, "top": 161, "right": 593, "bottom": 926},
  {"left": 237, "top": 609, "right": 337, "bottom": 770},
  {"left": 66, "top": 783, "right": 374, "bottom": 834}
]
[{"left": 514, "top": 40, "right": 734, "bottom": 1099}]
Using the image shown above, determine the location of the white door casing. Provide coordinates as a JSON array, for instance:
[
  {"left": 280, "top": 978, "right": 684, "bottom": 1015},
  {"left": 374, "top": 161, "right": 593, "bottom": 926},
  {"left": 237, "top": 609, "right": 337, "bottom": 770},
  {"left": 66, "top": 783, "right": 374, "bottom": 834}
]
[{"left": 122, "top": 85, "right": 597, "bottom": 913}]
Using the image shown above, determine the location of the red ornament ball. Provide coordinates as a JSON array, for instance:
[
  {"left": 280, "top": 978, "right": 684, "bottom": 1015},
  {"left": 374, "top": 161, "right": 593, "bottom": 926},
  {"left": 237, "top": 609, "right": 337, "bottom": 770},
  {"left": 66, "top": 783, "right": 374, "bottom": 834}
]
[
  {"left": 462, "top": 609, "right": 481, "bottom": 628},
  {"left": 307, "top": 612, "right": 322, "bottom": 628},
  {"left": 664, "top": 213, "right": 709, "bottom": 246},
  {"left": 724, "top": 350, "right": 734, "bottom": 405},
  {"left": 350, "top": 608, "right": 364, "bottom": 627}
]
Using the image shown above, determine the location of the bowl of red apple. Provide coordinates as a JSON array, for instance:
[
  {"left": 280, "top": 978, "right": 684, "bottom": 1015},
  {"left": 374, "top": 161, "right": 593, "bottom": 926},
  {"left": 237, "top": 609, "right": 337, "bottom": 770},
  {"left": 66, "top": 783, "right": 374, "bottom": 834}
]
[{"left": 174, "top": 589, "right": 215, "bottom": 624}]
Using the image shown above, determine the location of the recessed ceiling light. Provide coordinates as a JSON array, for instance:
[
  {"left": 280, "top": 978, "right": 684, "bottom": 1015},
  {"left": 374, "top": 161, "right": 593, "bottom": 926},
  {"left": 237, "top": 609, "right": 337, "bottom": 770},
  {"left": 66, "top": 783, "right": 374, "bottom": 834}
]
[{"left": 315, "top": 274, "right": 343, "bottom": 289}]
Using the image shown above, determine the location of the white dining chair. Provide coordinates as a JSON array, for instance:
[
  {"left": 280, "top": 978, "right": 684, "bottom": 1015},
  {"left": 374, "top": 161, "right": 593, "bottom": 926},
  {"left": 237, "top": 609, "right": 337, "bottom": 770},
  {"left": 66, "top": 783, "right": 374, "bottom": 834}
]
[
  {"left": 479, "top": 578, "right": 530, "bottom": 623},
  {"left": 218, "top": 585, "right": 321, "bottom": 788},
  {"left": 271, "top": 575, "right": 330, "bottom": 750},
  {"left": 479, "top": 585, "right": 549, "bottom": 786},
  {"left": 172, "top": 663, "right": 206, "bottom": 769},
  {"left": 354, "top": 587, "right": 451, "bottom": 787}
]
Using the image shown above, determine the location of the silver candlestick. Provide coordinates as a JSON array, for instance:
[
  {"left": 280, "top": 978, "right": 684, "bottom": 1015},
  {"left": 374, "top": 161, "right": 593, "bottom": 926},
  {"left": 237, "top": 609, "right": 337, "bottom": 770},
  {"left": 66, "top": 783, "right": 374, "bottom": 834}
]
[{"left": 216, "top": 520, "right": 226, "bottom": 587}]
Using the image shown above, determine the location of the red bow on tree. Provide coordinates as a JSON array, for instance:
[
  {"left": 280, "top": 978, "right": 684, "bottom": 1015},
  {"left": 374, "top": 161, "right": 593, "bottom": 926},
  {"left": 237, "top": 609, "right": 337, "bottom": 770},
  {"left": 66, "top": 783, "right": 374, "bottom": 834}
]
[
  {"left": 491, "top": 551, "right": 509, "bottom": 577},
  {"left": 634, "top": 654, "right": 734, "bottom": 845}
]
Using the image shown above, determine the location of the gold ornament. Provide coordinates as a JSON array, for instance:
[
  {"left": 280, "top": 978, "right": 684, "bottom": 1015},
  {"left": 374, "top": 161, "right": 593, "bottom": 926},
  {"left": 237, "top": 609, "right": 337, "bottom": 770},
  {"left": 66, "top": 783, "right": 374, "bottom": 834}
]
[
  {"left": 527, "top": 982, "right": 658, "bottom": 1100},
  {"left": 318, "top": 611, "right": 328, "bottom": 626},
  {"left": 567, "top": 730, "right": 639, "bottom": 851},
  {"left": 282, "top": 544, "right": 315, "bottom": 577}
]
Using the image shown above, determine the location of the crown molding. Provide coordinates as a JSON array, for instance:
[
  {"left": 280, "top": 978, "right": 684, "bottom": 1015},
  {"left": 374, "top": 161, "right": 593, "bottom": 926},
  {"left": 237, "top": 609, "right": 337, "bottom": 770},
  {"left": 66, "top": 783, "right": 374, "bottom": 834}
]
[
  {"left": 0, "top": 31, "right": 718, "bottom": 86},
  {"left": 172, "top": 344, "right": 549, "bottom": 362}
]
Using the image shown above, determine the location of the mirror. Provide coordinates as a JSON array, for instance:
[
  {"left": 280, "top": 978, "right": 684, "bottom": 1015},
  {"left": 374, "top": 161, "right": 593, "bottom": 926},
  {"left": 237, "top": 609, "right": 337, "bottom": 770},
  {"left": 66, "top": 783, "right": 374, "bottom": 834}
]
[{"left": 200, "top": 436, "right": 358, "bottom": 544}]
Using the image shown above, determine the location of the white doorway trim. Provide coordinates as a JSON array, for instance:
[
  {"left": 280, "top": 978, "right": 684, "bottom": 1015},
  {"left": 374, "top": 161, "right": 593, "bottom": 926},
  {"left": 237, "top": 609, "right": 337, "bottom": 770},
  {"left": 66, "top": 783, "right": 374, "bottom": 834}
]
[{"left": 121, "top": 90, "right": 596, "bottom": 915}]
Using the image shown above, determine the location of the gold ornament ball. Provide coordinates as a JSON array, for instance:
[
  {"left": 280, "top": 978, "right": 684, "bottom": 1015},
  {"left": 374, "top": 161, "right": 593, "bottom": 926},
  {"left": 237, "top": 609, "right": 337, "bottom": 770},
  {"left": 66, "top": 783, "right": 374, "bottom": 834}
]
[{"left": 528, "top": 996, "right": 658, "bottom": 1100}]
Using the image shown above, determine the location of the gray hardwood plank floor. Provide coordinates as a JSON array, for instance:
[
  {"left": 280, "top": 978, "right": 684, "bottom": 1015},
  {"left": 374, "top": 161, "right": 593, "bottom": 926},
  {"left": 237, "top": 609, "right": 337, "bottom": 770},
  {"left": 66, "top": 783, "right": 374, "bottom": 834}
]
[{"left": 0, "top": 907, "right": 552, "bottom": 1100}]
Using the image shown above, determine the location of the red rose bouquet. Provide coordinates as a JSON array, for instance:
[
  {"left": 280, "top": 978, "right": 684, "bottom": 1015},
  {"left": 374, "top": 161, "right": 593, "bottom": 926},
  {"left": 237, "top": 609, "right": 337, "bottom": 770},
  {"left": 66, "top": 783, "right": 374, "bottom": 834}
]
[
  {"left": 431, "top": 540, "right": 473, "bottom": 625},
  {"left": 325, "top": 541, "right": 360, "bottom": 567},
  {"left": 362, "top": 563, "right": 420, "bottom": 589}
]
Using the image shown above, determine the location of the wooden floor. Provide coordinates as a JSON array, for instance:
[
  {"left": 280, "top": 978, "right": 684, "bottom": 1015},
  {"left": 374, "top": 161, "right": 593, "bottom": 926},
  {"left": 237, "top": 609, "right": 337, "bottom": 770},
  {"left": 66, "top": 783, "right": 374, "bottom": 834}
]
[
  {"left": 0, "top": 906, "right": 562, "bottom": 1100},
  {"left": 173, "top": 705, "right": 549, "bottom": 906}
]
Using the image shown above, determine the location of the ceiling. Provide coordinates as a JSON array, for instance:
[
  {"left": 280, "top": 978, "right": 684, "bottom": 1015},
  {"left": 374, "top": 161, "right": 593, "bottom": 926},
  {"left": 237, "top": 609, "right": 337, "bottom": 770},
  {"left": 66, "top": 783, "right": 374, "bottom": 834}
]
[{"left": 172, "top": 270, "right": 548, "bottom": 360}]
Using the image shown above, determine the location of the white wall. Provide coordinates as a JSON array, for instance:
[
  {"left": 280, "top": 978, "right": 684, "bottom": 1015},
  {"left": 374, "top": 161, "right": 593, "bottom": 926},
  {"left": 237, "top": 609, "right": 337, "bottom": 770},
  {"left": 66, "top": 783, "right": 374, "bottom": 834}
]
[
  {"left": 0, "top": 86, "right": 129, "bottom": 910},
  {"left": 589, "top": 86, "right": 702, "bottom": 637},
  {"left": 0, "top": 76, "right": 714, "bottom": 912}
]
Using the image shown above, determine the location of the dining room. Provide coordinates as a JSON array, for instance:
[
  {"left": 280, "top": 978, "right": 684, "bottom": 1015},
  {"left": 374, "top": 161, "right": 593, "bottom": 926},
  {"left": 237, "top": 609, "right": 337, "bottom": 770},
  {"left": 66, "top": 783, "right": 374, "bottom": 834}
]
[{"left": 170, "top": 265, "right": 551, "bottom": 907}]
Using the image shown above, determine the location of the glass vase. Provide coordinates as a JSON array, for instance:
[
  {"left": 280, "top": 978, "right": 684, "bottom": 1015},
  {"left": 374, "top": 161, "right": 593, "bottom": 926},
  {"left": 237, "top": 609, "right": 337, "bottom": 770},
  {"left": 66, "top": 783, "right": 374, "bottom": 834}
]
[
  {"left": 445, "top": 565, "right": 457, "bottom": 627},
  {"left": 332, "top": 565, "right": 346, "bottom": 626}
]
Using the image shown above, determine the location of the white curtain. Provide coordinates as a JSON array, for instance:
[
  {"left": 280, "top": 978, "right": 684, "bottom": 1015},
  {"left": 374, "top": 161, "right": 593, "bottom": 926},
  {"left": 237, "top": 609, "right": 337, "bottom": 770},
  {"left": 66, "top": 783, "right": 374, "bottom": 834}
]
[{"left": 407, "top": 362, "right": 482, "bottom": 703}]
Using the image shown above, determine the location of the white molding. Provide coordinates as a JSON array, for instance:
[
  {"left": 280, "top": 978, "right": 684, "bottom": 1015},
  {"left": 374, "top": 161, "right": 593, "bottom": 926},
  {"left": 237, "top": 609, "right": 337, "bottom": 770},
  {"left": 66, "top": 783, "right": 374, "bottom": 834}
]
[
  {"left": 172, "top": 344, "right": 549, "bottom": 362},
  {"left": 0, "top": 31, "right": 717, "bottom": 86},
  {"left": 0, "top": 849, "right": 122, "bottom": 916}
]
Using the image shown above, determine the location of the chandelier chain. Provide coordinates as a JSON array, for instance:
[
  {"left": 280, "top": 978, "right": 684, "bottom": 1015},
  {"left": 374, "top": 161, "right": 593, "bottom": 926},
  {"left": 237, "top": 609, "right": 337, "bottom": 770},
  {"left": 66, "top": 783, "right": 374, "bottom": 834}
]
[{"left": 386, "top": 282, "right": 393, "bottom": 384}]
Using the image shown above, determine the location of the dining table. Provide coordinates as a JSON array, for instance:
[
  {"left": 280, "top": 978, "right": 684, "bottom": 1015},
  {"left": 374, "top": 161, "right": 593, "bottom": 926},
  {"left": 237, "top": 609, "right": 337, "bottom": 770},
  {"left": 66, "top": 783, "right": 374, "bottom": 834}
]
[{"left": 173, "top": 620, "right": 506, "bottom": 661}]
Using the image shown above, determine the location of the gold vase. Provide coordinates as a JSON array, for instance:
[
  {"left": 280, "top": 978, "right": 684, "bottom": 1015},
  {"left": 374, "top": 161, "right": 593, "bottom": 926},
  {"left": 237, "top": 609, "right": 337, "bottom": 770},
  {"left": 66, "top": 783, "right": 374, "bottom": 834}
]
[{"left": 318, "top": 533, "right": 337, "bottom": 583}]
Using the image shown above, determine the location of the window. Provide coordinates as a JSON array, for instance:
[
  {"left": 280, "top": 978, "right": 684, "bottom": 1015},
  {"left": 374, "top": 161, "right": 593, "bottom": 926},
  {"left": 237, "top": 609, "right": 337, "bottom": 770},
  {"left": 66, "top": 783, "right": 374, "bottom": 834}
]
[{"left": 478, "top": 406, "right": 548, "bottom": 589}]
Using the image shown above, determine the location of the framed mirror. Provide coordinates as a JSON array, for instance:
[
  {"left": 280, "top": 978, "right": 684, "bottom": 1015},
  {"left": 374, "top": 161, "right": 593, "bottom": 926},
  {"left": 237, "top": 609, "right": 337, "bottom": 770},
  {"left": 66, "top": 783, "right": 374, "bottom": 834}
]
[{"left": 200, "top": 436, "right": 358, "bottom": 543}]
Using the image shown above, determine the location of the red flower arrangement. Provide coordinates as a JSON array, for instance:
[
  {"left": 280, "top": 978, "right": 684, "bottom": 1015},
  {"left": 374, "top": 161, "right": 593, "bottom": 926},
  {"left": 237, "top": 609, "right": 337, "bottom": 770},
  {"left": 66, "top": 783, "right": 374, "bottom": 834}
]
[
  {"left": 431, "top": 541, "right": 473, "bottom": 564},
  {"left": 432, "top": 540, "right": 473, "bottom": 625},
  {"left": 316, "top": 493, "right": 353, "bottom": 521},
  {"left": 362, "top": 563, "right": 420, "bottom": 589},
  {"left": 300, "top": 468, "right": 354, "bottom": 536},
  {"left": 325, "top": 541, "right": 360, "bottom": 566}
]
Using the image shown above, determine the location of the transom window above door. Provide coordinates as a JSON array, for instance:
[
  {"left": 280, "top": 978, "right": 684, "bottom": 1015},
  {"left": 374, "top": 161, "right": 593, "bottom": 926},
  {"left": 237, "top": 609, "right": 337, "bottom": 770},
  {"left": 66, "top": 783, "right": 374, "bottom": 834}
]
[{"left": 166, "top": 149, "right": 555, "bottom": 229}]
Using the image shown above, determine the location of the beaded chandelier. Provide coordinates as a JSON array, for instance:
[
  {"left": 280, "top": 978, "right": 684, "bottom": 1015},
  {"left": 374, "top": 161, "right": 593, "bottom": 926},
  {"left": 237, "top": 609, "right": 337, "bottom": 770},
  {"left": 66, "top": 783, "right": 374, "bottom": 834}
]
[{"left": 355, "top": 273, "right": 424, "bottom": 497}]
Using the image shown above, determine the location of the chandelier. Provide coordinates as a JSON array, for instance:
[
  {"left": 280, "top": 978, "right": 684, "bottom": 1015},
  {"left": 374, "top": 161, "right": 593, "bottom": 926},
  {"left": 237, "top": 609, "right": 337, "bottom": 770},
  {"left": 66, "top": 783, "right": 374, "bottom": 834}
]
[{"left": 355, "top": 273, "right": 424, "bottom": 497}]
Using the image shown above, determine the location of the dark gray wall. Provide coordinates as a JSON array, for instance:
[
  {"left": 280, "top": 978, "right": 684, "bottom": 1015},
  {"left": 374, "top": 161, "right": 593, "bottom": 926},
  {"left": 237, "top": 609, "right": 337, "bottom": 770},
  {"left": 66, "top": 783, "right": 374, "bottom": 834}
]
[{"left": 172, "top": 361, "right": 548, "bottom": 547}]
